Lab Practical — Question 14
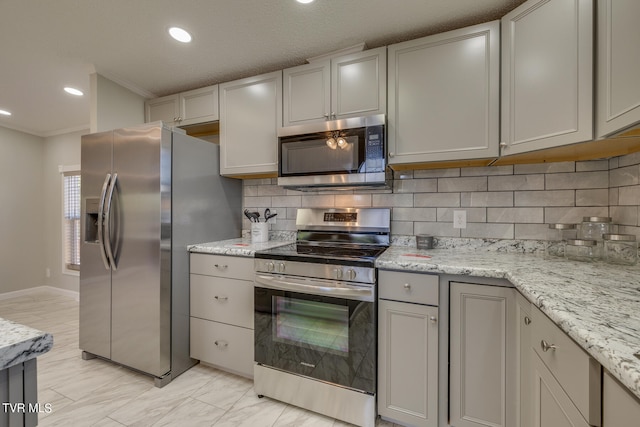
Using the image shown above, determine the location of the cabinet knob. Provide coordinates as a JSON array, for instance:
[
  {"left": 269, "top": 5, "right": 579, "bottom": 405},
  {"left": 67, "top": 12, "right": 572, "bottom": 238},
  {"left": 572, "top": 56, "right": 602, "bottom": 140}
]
[
  {"left": 430, "top": 316, "right": 437, "bottom": 323},
  {"left": 324, "top": 113, "right": 330, "bottom": 119},
  {"left": 403, "top": 283, "right": 411, "bottom": 290},
  {"left": 541, "top": 340, "right": 557, "bottom": 352},
  {"left": 214, "top": 295, "right": 228, "bottom": 301},
  {"left": 499, "top": 142, "right": 508, "bottom": 147},
  {"left": 389, "top": 152, "right": 394, "bottom": 158},
  {"left": 214, "top": 340, "right": 229, "bottom": 348},
  {"left": 524, "top": 316, "right": 531, "bottom": 325},
  {"left": 214, "top": 264, "right": 228, "bottom": 269}
]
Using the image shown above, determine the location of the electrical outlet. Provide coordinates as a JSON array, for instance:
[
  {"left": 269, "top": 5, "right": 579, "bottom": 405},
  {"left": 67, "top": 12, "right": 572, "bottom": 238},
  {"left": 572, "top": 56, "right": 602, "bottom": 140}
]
[{"left": 453, "top": 210, "right": 467, "bottom": 229}]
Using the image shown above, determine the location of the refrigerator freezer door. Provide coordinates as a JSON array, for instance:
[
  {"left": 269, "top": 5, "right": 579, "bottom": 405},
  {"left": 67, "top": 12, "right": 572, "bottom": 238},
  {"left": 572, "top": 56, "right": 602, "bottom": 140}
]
[
  {"left": 79, "top": 130, "right": 113, "bottom": 359},
  {"left": 109, "top": 124, "right": 171, "bottom": 377}
]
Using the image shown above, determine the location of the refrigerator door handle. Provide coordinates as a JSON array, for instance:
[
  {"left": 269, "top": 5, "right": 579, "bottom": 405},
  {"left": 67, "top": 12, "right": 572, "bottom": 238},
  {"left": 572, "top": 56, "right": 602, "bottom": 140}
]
[
  {"left": 104, "top": 173, "right": 118, "bottom": 271},
  {"left": 97, "top": 173, "right": 112, "bottom": 270}
]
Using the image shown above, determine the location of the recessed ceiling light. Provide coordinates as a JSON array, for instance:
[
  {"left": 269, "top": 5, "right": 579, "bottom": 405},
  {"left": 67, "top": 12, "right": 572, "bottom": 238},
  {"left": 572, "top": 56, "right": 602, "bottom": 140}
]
[
  {"left": 64, "top": 87, "right": 84, "bottom": 96},
  {"left": 0, "top": 109, "right": 11, "bottom": 116},
  {"left": 169, "top": 27, "right": 192, "bottom": 43},
  {"left": 297, "top": 0, "right": 315, "bottom": 3}
]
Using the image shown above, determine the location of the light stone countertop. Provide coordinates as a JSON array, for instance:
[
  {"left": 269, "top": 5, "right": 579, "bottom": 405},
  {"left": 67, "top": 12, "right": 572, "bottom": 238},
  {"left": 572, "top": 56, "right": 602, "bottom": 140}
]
[
  {"left": 0, "top": 318, "right": 53, "bottom": 370},
  {"left": 377, "top": 245, "right": 640, "bottom": 401},
  {"left": 188, "top": 238, "right": 293, "bottom": 257}
]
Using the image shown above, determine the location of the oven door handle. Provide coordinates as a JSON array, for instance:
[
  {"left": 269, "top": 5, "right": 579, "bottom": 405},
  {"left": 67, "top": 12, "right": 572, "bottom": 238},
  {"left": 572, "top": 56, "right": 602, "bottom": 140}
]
[{"left": 254, "top": 274, "right": 374, "bottom": 302}]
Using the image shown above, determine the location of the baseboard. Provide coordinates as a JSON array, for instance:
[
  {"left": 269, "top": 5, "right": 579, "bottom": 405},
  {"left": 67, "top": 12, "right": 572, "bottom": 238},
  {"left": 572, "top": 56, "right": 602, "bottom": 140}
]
[{"left": 0, "top": 285, "right": 79, "bottom": 301}]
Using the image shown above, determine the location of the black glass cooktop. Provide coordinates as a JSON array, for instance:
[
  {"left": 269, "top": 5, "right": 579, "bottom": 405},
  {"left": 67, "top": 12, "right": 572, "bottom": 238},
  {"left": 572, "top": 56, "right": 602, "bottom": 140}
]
[{"left": 255, "top": 242, "right": 388, "bottom": 267}]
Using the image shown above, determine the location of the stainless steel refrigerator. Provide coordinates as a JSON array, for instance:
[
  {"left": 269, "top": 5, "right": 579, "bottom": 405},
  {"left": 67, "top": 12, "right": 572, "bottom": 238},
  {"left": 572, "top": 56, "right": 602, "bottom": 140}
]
[{"left": 79, "top": 122, "right": 241, "bottom": 387}]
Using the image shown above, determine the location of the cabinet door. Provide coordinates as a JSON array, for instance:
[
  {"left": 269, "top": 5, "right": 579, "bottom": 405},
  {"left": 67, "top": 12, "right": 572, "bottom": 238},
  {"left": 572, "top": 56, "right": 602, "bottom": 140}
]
[
  {"left": 603, "top": 371, "right": 640, "bottom": 427},
  {"left": 378, "top": 299, "right": 438, "bottom": 427},
  {"left": 145, "top": 94, "right": 179, "bottom": 124},
  {"left": 180, "top": 85, "right": 219, "bottom": 126},
  {"left": 449, "top": 282, "right": 517, "bottom": 427},
  {"left": 332, "top": 47, "right": 386, "bottom": 119},
  {"left": 387, "top": 21, "right": 499, "bottom": 165},
  {"left": 283, "top": 60, "right": 330, "bottom": 126},
  {"left": 517, "top": 292, "right": 533, "bottom": 427},
  {"left": 501, "top": 0, "right": 593, "bottom": 155},
  {"left": 219, "top": 70, "right": 282, "bottom": 176},
  {"left": 596, "top": 0, "right": 640, "bottom": 137},
  {"left": 531, "top": 351, "right": 590, "bottom": 427}
]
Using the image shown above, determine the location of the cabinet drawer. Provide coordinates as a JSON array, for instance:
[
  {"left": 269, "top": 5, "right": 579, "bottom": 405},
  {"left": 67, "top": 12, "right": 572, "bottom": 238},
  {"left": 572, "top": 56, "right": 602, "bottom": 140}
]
[
  {"left": 378, "top": 270, "right": 438, "bottom": 305},
  {"left": 190, "top": 253, "right": 254, "bottom": 281},
  {"left": 530, "top": 306, "right": 601, "bottom": 425},
  {"left": 190, "top": 274, "right": 253, "bottom": 329},
  {"left": 190, "top": 317, "right": 254, "bottom": 378}
]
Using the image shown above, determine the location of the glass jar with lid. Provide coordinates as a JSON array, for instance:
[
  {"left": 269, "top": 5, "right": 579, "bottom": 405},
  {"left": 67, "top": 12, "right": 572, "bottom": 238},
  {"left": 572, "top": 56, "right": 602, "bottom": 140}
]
[
  {"left": 565, "top": 239, "right": 599, "bottom": 262},
  {"left": 545, "top": 223, "right": 577, "bottom": 258},
  {"left": 603, "top": 234, "right": 638, "bottom": 265},
  {"left": 578, "top": 216, "right": 613, "bottom": 241}
]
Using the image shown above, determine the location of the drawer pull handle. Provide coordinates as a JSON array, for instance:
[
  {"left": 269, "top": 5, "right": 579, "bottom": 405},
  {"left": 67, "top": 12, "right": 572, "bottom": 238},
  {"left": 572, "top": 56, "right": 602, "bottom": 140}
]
[
  {"left": 430, "top": 316, "right": 437, "bottom": 324},
  {"left": 541, "top": 340, "right": 557, "bottom": 352},
  {"left": 214, "top": 264, "right": 228, "bottom": 269},
  {"left": 214, "top": 296, "right": 228, "bottom": 301},
  {"left": 524, "top": 316, "right": 531, "bottom": 325},
  {"left": 403, "top": 283, "right": 411, "bottom": 290},
  {"left": 214, "top": 340, "right": 228, "bottom": 348}
]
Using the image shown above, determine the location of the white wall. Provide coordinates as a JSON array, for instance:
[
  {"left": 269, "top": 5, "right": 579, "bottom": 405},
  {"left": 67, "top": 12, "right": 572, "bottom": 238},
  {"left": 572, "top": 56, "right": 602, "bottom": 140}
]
[
  {"left": 0, "top": 127, "right": 45, "bottom": 293},
  {"left": 43, "top": 130, "right": 85, "bottom": 292},
  {"left": 90, "top": 73, "right": 145, "bottom": 133}
]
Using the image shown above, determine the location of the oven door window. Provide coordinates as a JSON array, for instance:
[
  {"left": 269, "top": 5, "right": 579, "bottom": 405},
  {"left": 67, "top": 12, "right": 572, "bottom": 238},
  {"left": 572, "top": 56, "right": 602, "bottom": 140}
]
[
  {"left": 255, "top": 287, "right": 375, "bottom": 394},
  {"left": 280, "top": 132, "right": 364, "bottom": 176}
]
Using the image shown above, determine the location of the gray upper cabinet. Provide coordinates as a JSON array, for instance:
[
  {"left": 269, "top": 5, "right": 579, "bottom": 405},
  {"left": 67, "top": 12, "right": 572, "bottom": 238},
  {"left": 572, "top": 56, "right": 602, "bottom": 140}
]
[
  {"left": 282, "top": 47, "right": 386, "bottom": 127},
  {"left": 500, "top": 0, "right": 593, "bottom": 156},
  {"left": 387, "top": 21, "right": 500, "bottom": 166},
  {"left": 219, "top": 70, "right": 282, "bottom": 176},
  {"left": 145, "top": 85, "right": 219, "bottom": 126},
  {"left": 596, "top": 0, "right": 640, "bottom": 138}
]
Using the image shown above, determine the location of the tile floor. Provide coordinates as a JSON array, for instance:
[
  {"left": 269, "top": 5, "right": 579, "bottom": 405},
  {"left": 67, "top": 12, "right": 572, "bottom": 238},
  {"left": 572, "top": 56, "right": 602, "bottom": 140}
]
[{"left": 0, "top": 290, "right": 398, "bottom": 427}]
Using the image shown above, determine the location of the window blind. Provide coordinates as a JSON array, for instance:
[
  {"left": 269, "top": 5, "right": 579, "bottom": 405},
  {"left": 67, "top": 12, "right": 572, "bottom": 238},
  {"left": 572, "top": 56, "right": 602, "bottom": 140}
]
[{"left": 63, "top": 171, "right": 81, "bottom": 271}]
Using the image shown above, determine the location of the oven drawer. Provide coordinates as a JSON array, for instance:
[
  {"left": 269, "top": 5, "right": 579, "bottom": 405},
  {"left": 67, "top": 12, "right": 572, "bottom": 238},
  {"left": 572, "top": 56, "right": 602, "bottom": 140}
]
[
  {"left": 190, "top": 274, "right": 254, "bottom": 329},
  {"left": 190, "top": 317, "right": 254, "bottom": 378},
  {"left": 379, "top": 270, "right": 439, "bottom": 305},
  {"left": 190, "top": 253, "right": 254, "bottom": 281},
  {"left": 530, "top": 305, "right": 601, "bottom": 425}
]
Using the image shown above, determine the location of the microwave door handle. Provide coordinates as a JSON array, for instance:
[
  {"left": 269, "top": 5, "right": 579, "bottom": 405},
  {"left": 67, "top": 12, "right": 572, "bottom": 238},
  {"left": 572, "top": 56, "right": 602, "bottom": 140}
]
[
  {"left": 97, "top": 173, "right": 111, "bottom": 270},
  {"left": 254, "top": 274, "right": 374, "bottom": 302},
  {"left": 104, "top": 173, "right": 118, "bottom": 271}
]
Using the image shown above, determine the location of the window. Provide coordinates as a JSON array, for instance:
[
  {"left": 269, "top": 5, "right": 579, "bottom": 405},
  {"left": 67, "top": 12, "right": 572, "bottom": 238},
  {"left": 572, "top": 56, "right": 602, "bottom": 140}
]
[{"left": 63, "top": 170, "right": 81, "bottom": 272}]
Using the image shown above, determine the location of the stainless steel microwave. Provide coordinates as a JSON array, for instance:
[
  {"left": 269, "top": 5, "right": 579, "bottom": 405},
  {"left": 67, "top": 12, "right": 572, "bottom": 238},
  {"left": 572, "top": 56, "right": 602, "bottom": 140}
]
[{"left": 277, "top": 114, "right": 388, "bottom": 191}]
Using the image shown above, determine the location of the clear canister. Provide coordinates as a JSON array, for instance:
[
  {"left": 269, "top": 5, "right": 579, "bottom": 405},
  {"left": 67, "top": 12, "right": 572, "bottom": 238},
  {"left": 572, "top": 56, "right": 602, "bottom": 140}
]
[
  {"left": 603, "top": 234, "right": 638, "bottom": 265},
  {"left": 578, "top": 216, "right": 613, "bottom": 241},
  {"left": 565, "top": 239, "right": 599, "bottom": 262},
  {"left": 545, "top": 223, "right": 577, "bottom": 258}
]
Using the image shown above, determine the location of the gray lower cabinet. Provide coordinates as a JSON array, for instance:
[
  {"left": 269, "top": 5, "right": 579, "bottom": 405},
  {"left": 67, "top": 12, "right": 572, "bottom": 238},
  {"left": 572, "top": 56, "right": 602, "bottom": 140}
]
[
  {"left": 449, "top": 282, "right": 517, "bottom": 427},
  {"left": 0, "top": 360, "right": 38, "bottom": 427},
  {"left": 516, "top": 291, "right": 533, "bottom": 427},
  {"left": 377, "top": 270, "right": 439, "bottom": 427},
  {"left": 189, "top": 253, "right": 254, "bottom": 378},
  {"left": 602, "top": 371, "right": 640, "bottom": 426}
]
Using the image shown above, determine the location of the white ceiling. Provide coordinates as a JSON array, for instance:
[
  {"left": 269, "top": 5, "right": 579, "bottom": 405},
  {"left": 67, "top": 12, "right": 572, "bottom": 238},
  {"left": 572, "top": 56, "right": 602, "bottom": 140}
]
[{"left": 0, "top": 0, "right": 525, "bottom": 137}]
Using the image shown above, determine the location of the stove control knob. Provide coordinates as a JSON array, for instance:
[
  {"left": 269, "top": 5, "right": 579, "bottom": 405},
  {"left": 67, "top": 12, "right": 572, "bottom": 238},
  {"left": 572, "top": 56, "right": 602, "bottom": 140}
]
[
  {"left": 266, "top": 262, "right": 275, "bottom": 272},
  {"left": 334, "top": 269, "right": 343, "bottom": 280},
  {"left": 346, "top": 269, "right": 357, "bottom": 281},
  {"left": 277, "top": 262, "right": 286, "bottom": 273}
]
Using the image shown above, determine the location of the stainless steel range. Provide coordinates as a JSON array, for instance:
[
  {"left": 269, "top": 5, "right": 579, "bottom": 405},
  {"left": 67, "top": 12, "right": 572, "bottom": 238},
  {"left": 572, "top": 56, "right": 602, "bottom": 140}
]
[{"left": 253, "top": 208, "right": 390, "bottom": 427}]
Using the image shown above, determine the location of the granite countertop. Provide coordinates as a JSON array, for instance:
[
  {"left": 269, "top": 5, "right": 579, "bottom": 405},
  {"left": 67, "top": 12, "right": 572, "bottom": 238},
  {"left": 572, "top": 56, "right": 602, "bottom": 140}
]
[
  {"left": 0, "top": 318, "right": 53, "bottom": 370},
  {"left": 188, "top": 238, "right": 293, "bottom": 257},
  {"left": 377, "top": 246, "right": 640, "bottom": 400}
]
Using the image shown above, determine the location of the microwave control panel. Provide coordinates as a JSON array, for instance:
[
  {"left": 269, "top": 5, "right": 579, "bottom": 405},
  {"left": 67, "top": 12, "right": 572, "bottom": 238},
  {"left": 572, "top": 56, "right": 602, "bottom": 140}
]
[{"left": 364, "top": 125, "right": 385, "bottom": 172}]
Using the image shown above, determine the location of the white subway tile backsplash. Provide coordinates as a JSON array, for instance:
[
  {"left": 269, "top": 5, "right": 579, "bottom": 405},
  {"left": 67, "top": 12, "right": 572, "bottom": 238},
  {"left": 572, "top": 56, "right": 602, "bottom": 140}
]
[
  {"left": 438, "top": 177, "right": 488, "bottom": 192},
  {"left": 487, "top": 207, "right": 544, "bottom": 224},
  {"left": 242, "top": 154, "right": 640, "bottom": 241},
  {"left": 488, "top": 174, "right": 544, "bottom": 191},
  {"left": 461, "top": 191, "right": 513, "bottom": 207},
  {"left": 514, "top": 190, "right": 575, "bottom": 207}
]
